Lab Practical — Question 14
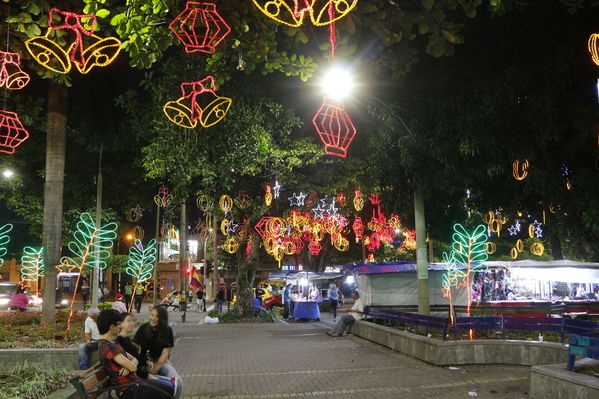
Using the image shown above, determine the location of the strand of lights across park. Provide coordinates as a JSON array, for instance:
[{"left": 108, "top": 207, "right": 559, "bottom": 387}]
[
  {"left": 164, "top": 76, "right": 232, "bottom": 128},
  {"left": 0, "top": 51, "right": 30, "bottom": 90},
  {"left": 20, "top": 246, "right": 44, "bottom": 293},
  {"left": 125, "top": 239, "right": 157, "bottom": 312},
  {"left": 169, "top": 2, "right": 231, "bottom": 54},
  {"left": 26, "top": 8, "right": 122, "bottom": 74}
]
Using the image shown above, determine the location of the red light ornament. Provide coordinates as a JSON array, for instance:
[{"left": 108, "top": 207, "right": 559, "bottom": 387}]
[
  {"left": 0, "top": 110, "right": 30, "bottom": 154},
  {"left": 312, "top": 98, "right": 357, "bottom": 158},
  {"left": 0, "top": 52, "right": 30, "bottom": 90},
  {"left": 169, "top": 2, "right": 232, "bottom": 54}
]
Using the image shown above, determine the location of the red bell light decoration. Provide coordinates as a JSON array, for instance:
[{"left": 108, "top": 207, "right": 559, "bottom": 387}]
[
  {"left": 0, "top": 110, "right": 30, "bottom": 154},
  {"left": 312, "top": 98, "right": 357, "bottom": 158},
  {"left": 0, "top": 51, "right": 30, "bottom": 90},
  {"left": 169, "top": 2, "right": 232, "bottom": 54}
]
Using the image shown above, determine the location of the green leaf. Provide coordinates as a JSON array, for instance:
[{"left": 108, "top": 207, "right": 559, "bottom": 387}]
[{"left": 96, "top": 9, "right": 111, "bottom": 18}]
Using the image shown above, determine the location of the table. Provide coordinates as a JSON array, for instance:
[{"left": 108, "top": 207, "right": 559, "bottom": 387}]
[{"left": 292, "top": 301, "right": 320, "bottom": 320}]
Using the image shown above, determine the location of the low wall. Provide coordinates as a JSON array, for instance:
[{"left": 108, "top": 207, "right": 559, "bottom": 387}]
[
  {"left": 531, "top": 359, "right": 599, "bottom": 399},
  {"left": 353, "top": 320, "right": 567, "bottom": 366},
  {"left": 0, "top": 347, "right": 97, "bottom": 369}
]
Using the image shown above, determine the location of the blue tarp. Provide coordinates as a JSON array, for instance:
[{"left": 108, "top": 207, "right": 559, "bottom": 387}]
[{"left": 342, "top": 261, "right": 463, "bottom": 275}]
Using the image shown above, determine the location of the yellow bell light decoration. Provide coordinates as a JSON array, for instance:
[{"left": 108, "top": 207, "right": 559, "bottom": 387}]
[
  {"left": 196, "top": 194, "right": 214, "bottom": 212},
  {"left": 513, "top": 159, "right": 529, "bottom": 181},
  {"left": 530, "top": 242, "right": 545, "bottom": 256},
  {"left": 219, "top": 194, "right": 234, "bottom": 212},
  {"left": 353, "top": 190, "right": 364, "bottom": 211},
  {"left": 589, "top": 33, "right": 599, "bottom": 65},
  {"left": 26, "top": 8, "right": 122, "bottom": 74},
  {"left": 163, "top": 76, "right": 232, "bottom": 128},
  {"left": 251, "top": 0, "right": 358, "bottom": 27}
]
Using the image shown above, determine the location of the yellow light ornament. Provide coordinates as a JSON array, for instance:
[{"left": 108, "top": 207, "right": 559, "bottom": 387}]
[
  {"left": 589, "top": 33, "right": 599, "bottom": 65},
  {"left": 510, "top": 247, "right": 518, "bottom": 259},
  {"left": 251, "top": 0, "right": 358, "bottom": 28},
  {"left": 265, "top": 185, "right": 273, "bottom": 206},
  {"left": 515, "top": 239, "right": 524, "bottom": 253},
  {"left": 528, "top": 224, "right": 536, "bottom": 238},
  {"left": 219, "top": 194, "right": 234, "bottom": 212},
  {"left": 223, "top": 237, "right": 239, "bottom": 254},
  {"left": 196, "top": 194, "right": 214, "bottom": 212},
  {"left": 513, "top": 159, "right": 529, "bottom": 181},
  {"left": 531, "top": 242, "right": 545, "bottom": 256},
  {"left": 484, "top": 242, "right": 496, "bottom": 255},
  {"left": 353, "top": 190, "right": 364, "bottom": 211}
]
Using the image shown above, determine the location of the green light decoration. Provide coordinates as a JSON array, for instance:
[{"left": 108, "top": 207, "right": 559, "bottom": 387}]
[
  {"left": 444, "top": 224, "right": 488, "bottom": 333},
  {"left": 20, "top": 246, "right": 45, "bottom": 294},
  {"left": 125, "top": 239, "right": 157, "bottom": 312},
  {"left": 0, "top": 223, "right": 13, "bottom": 267},
  {"left": 441, "top": 250, "right": 466, "bottom": 324},
  {"left": 60, "top": 212, "right": 118, "bottom": 338}
]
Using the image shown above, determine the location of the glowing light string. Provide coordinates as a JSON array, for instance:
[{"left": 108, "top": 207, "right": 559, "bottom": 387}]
[
  {"left": 125, "top": 205, "right": 144, "bottom": 222},
  {"left": 26, "top": 8, "right": 122, "bottom": 74},
  {"left": 163, "top": 76, "right": 232, "bottom": 128},
  {"left": 0, "top": 223, "right": 13, "bottom": 267},
  {"left": 169, "top": 2, "right": 232, "bottom": 54},
  {"left": 125, "top": 239, "right": 157, "bottom": 312},
  {"left": 0, "top": 51, "right": 30, "bottom": 90},
  {"left": 0, "top": 110, "right": 30, "bottom": 154},
  {"left": 312, "top": 98, "right": 357, "bottom": 158},
  {"left": 589, "top": 33, "right": 599, "bottom": 66},
  {"left": 250, "top": 0, "right": 358, "bottom": 27},
  {"left": 20, "top": 246, "right": 45, "bottom": 294}
]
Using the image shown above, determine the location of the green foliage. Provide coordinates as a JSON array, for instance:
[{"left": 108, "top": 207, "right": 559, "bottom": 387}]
[
  {"left": 0, "top": 362, "right": 72, "bottom": 399},
  {"left": 61, "top": 213, "right": 118, "bottom": 271}
]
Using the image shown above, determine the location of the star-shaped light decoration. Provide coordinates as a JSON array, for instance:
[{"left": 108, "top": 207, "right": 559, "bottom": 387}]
[
  {"left": 273, "top": 180, "right": 281, "bottom": 199},
  {"left": 288, "top": 192, "right": 306, "bottom": 207},
  {"left": 507, "top": 222, "right": 521, "bottom": 236},
  {"left": 319, "top": 195, "right": 329, "bottom": 207},
  {"left": 327, "top": 199, "right": 339, "bottom": 218},
  {"left": 311, "top": 203, "right": 327, "bottom": 219},
  {"left": 224, "top": 219, "right": 239, "bottom": 235}
]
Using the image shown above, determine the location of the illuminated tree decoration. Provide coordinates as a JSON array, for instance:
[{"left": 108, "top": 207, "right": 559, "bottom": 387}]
[
  {"left": 0, "top": 51, "right": 30, "bottom": 90},
  {"left": 0, "top": 110, "right": 30, "bottom": 154},
  {"left": 20, "top": 246, "right": 44, "bottom": 293},
  {"left": 251, "top": 0, "right": 358, "bottom": 27},
  {"left": 0, "top": 224, "right": 13, "bottom": 267},
  {"left": 589, "top": 33, "right": 599, "bottom": 65},
  {"left": 125, "top": 239, "right": 157, "bottom": 311},
  {"left": 513, "top": 159, "right": 529, "bottom": 181},
  {"left": 163, "top": 76, "right": 232, "bottom": 128},
  {"left": 169, "top": 2, "right": 232, "bottom": 54},
  {"left": 353, "top": 190, "right": 364, "bottom": 211},
  {"left": 196, "top": 194, "right": 214, "bottom": 212},
  {"left": 26, "top": 8, "right": 122, "bottom": 74},
  {"left": 154, "top": 186, "right": 173, "bottom": 208},
  {"left": 219, "top": 194, "right": 234, "bottom": 212},
  {"left": 441, "top": 250, "right": 466, "bottom": 324},
  {"left": 312, "top": 98, "right": 357, "bottom": 158}
]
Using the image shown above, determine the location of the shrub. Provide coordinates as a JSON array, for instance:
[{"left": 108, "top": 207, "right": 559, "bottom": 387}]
[
  {"left": 0, "top": 361, "right": 72, "bottom": 399},
  {"left": 0, "top": 311, "right": 87, "bottom": 347}
]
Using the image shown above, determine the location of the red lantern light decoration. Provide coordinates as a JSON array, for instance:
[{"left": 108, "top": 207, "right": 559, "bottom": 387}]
[
  {"left": 26, "top": 8, "right": 122, "bottom": 74},
  {"left": 308, "top": 240, "right": 322, "bottom": 255},
  {"left": 352, "top": 216, "right": 364, "bottom": 242},
  {"left": 336, "top": 192, "right": 346, "bottom": 206},
  {"left": 312, "top": 98, "right": 357, "bottom": 158},
  {"left": 0, "top": 52, "right": 30, "bottom": 90},
  {"left": 169, "top": 2, "right": 232, "bottom": 54},
  {"left": 164, "top": 76, "right": 232, "bottom": 128},
  {"left": 0, "top": 110, "right": 30, "bottom": 154}
]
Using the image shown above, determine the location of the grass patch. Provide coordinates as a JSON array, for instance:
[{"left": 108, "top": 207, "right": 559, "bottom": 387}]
[{"left": 0, "top": 361, "right": 72, "bottom": 399}]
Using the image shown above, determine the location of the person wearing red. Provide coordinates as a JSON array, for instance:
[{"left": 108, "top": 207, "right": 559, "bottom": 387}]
[
  {"left": 97, "top": 309, "right": 174, "bottom": 399},
  {"left": 10, "top": 286, "right": 29, "bottom": 312}
]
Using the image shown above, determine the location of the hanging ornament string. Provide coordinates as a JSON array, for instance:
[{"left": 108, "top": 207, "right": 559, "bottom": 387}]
[
  {"left": 3, "top": 11, "right": 10, "bottom": 110},
  {"left": 328, "top": 2, "right": 336, "bottom": 58}
]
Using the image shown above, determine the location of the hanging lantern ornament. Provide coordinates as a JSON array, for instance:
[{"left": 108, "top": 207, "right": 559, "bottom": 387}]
[
  {"left": 163, "top": 76, "right": 232, "bottom": 129},
  {"left": 26, "top": 8, "right": 122, "bottom": 74},
  {"left": 0, "top": 51, "right": 30, "bottom": 90},
  {"left": 169, "top": 2, "right": 232, "bottom": 54},
  {"left": 313, "top": 98, "right": 357, "bottom": 158},
  {"left": 353, "top": 190, "right": 364, "bottom": 211},
  {"left": 0, "top": 110, "right": 30, "bottom": 154}
]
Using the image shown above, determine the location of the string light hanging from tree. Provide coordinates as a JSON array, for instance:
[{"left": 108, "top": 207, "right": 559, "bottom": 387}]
[{"left": 169, "top": 2, "right": 232, "bottom": 54}]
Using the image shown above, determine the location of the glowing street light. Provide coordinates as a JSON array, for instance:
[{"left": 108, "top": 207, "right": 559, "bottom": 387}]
[
  {"left": 319, "top": 64, "right": 355, "bottom": 101},
  {"left": 126, "top": 233, "right": 134, "bottom": 240},
  {"left": 2, "top": 169, "right": 14, "bottom": 178}
]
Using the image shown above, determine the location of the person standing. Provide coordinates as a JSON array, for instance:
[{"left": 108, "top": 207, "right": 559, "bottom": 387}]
[
  {"left": 178, "top": 289, "right": 187, "bottom": 312},
  {"left": 328, "top": 284, "right": 339, "bottom": 322},
  {"left": 196, "top": 289, "right": 205, "bottom": 312},
  {"left": 124, "top": 283, "right": 133, "bottom": 307},
  {"left": 282, "top": 283, "right": 292, "bottom": 320},
  {"left": 327, "top": 291, "right": 364, "bottom": 337},
  {"left": 10, "top": 286, "right": 29, "bottom": 312},
  {"left": 216, "top": 289, "right": 224, "bottom": 313},
  {"left": 255, "top": 284, "right": 265, "bottom": 305},
  {"left": 78, "top": 309, "right": 100, "bottom": 370},
  {"left": 134, "top": 284, "right": 145, "bottom": 313},
  {"left": 80, "top": 280, "right": 90, "bottom": 309},
  {"left": 111, "top": 293, "right": 128, "bottom": 313}
]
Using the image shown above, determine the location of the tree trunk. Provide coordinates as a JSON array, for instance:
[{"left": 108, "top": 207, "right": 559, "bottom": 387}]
[
  {"left": 549, "top": 233, "right": 563, "bottom": 260},
  {"left": 235, "top": 234, "right": 258, "bottom": 317},
  {"left": 414, "top": 190, "right": 430, "bottom": 315},
  {"left": 41, "top": 81, "right": 68, "bottom": 324}
]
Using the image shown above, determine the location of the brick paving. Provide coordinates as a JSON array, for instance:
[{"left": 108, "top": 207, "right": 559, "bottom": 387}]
[{"left": 168, "top": 313, "right": 531, "bottom": 399}]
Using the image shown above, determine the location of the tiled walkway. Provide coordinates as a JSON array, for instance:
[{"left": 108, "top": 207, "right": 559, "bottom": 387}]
[{"left": 170, "top": 317, "right": 530, "bottom": 399}]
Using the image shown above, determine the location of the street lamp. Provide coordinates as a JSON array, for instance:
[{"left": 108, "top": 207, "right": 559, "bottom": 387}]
[
  {"left": 2, "top": 169, "right": 14, "bottom": 179},
  {"left": 319, "top": 64, "right": 355, "bottom": 100}
]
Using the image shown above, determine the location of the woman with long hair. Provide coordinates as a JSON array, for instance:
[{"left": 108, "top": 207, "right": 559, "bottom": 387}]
[{"left": 134, "top": 305, "right": 183, "bottom": 399}]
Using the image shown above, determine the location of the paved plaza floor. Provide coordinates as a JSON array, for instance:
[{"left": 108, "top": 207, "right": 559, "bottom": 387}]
[{"left": 164, "top": 309, "right": 531, "bottom": 399}]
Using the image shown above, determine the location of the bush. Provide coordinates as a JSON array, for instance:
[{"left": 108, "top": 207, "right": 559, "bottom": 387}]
[
  {"left": 0, "top": 311, "right": 86, "bottom": 347},
  {"left": 84, "top": 302, "right": 113, "bottom": 311},
  {"left": 0, "top": 361, "right": 72, "bottom": 399}
]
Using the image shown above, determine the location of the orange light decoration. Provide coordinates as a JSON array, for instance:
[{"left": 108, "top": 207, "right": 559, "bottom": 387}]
[
  {"left": 0, "top": 51, "right": 30, "bottom": 90},
  {"left": 196, "top": 194, "right": 214, "bottom": 212},
  {"left": 219, "top": 194, "right": 234, "bottom": 212},
  {"left": 312, "top": 98, "right": 357, "bottom": 158},
  {"left": 353, "top": 190, "right": 364, "bottom": 211},
  {"left": 169, "top": 2, "right": 231, "bottom": 54},
  {"left": 589, "top": 34, "right": 599, "bottom": 65},
  {"left": 26, "top": 8, "right": 122, "bottom": 74},
  {"left": 513, "top": 159, "right": 529, "bottom": 181},
  {"left": 365, "top": 253, "right": 376, "bottom": 263},
  {"left": 530, "top": 242, "right": 545, "bottom": 256},
  {"left": 336, "top": 192, "right": 346, "bottom": 206},
  {"left": 163, "top": 76, "right": 232, "bottom": 128},
  {"left": 251, "top": 0, "right": 358, "bottom": 27},
  {"left": 0, "top": 110, "right": 30, "bottom": 154},
  {"left": 265, "top": 185, "right": 273, "bottom": 206}
]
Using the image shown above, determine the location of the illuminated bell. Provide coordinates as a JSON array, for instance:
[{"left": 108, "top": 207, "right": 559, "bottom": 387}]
[
  {"left": 0, "top": 110, "right": 30, "bottom": 154},
  {"left": 194, "top": 90, "right": 232, "bottom": 128},
  {"left": 77, "top": 36, "right": 122, "bottom": 74},
  {"left": 26, "top": 36, "right": 71, "bottom": 74},
  {"left": 0, "top": 52, "right": 30, "bottom": 90}
]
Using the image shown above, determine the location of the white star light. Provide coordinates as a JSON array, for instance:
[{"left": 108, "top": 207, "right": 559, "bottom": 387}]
[
  {"left": 312, "top": 204, "right": 326, "bottom": 219},
  {"left": 288, "top": 192, "right": 306, "bottom": 207},
  {"left": 327, "top": 199, "right": 339, "bottom": 217},
  {"left": 273, "top": 180, "right": 281, "bottom": 199}
]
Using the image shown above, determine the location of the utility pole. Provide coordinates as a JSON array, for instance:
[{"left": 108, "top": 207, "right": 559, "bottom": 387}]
[
  {"left": 179, "top": 202, "right": 187, "bottom": 322},
  {"left": 212, "top": 215, "right": 218, "bottom": 303},
  {"left": 90, "top": 144, "right": 103, "bottom": 312},
  {"left": 152, "top": 201, "right": 160, "bottom": 306},
  {"left": 414, "top": 190, "right": 430, "bottom": 315}
]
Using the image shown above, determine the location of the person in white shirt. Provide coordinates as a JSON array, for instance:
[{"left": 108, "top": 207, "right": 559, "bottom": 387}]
[
  {"left": 327, "top": 291, "right": 363, "bottom": 337},
  {"left": 111, "top": 293, "right": 128, "bottom": 313},
  {"left": 78, "top": 309, "right": 100, "bottom": 369}
]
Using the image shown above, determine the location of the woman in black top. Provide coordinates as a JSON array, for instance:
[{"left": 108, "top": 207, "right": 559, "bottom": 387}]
[{"left": 134, "top": 305, "right": 183, "bottom": 399}]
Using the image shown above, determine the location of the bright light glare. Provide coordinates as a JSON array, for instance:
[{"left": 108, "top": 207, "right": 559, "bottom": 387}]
[
  {"left": 2, "top": 169, "right": 14, "bottom": 178},
  {"left": 320, "top": 65, "right": 354, "bottom": 100},
  {"left": 345, "top": 275, "right": 355, "bottom": 284},
  {"left": 299, "top": 278, "right": 309, "bottom": 286},
  {"left": 126, "top": 234, "right": 133, "bottom": 240}
]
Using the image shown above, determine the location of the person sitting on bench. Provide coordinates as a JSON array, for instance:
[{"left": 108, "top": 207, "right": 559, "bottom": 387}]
[{"left": 327, "top": 291, "right": 364, "bottom": 337}]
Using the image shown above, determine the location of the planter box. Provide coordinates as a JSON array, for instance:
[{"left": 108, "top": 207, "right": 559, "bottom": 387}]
[
  {"left": 353, "top": 320, "right": 567, "bottom": 366},
  {"left": 0, "top": 347, "right": 97, "bottom": 369},
  {"left": 531, "top": 359, "right": 599, "bottom": 399}
]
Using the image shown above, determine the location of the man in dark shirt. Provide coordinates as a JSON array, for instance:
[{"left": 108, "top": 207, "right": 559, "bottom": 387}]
[
  {"left": 196, "top": 290, "right": 205, "bottom": 312},
  {"left": 255, "top": 284, "right": 265, "bottom": 305}
]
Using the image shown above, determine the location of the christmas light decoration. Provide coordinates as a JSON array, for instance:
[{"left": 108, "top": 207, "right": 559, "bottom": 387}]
[
  {"left": 353, "top": 190, "right": 364, "bottom": 211},
  {"left": 516, "top": 239, "right": 524, "bottom": 253},
  {"left": 125, "top": 239, "right": 157, "bottom": 311},
  {"left": 0, "top": 51, "right": 30, "bottom": 90},
  {"left": 163, "top": 76, "right": 232, "bottom": 128},
  {"left": 251, "top": 0, "right": 358, "bottom": 27},
  {"left": 169, "top": 2, "right": 231, "bottom": 54},
  {"left": 236, "top": 191, "right": 251, "bottom": 209},
  {"left": 365, "top": 253, "right": 376, "bottom": 262},
  {"left": 223, "top": 237, "right": 240, "bottom": 254},
  {"left": 265, "top": 185, "right": 273, "bottom": 206},
  {"left": 510, "top": 247, "right": 518, "bottom": 259},
  {"left": 273, "top": 180, "right": 281, "bottom": 199},
  {"left": 513, "top": 159, "right": 529, "bottom": 181},
  {"left": 196, "top": 194, "right": 214, "bottom": 212},
  {"left": 132, "top": 225, "right": 145, "bottom": 240},
  {"left": 311, "top": 202, "right": 327, "bottom": 219},
  {"left": 154, "top": 186, "right": 173, "bottom": 208},
  {"left": 0, "top": 224, "right": 13, "bottom": 267},
  {"left": 308, "top": 240, "right": 322, "bottom": 255},
  {"left": 484, "top": 241, "right": 496, "bottom": 255},
  {"left": 507, "top": 222, "right": 520, "bottom": 236},
  {"left": 26, "top": 8, "right": 122, "bottom": 74},
  {"left": 589, "top": 33, "right": 599, "bottom": 65},
  {"left": 219, "top": 194, "right": 234, "bottom": 212},
  {"left": 125, "top": 205, "right": 144, "bottom": 222},
  {"left": 20, "top": 246, "right": 44, "bottom": 293},
  {"left": 530, "top": 242, "right": 544, "bottom": 256},
  {"left": 288, "top": 192, "right": 306, "bottom": 207},
  {"left": 0, "top": 110, "right": 30, "bottom": 154},
  {"left": 441, "top": 250, "right": 466, "bottom": 323},
  {"left": 312, "top": 98, "right": 357, "bottom": 158}
]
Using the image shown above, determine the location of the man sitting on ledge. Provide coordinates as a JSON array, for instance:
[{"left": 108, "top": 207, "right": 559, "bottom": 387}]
[{"left": 327, "top": 291, "right": 363, "bottom": 337}]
